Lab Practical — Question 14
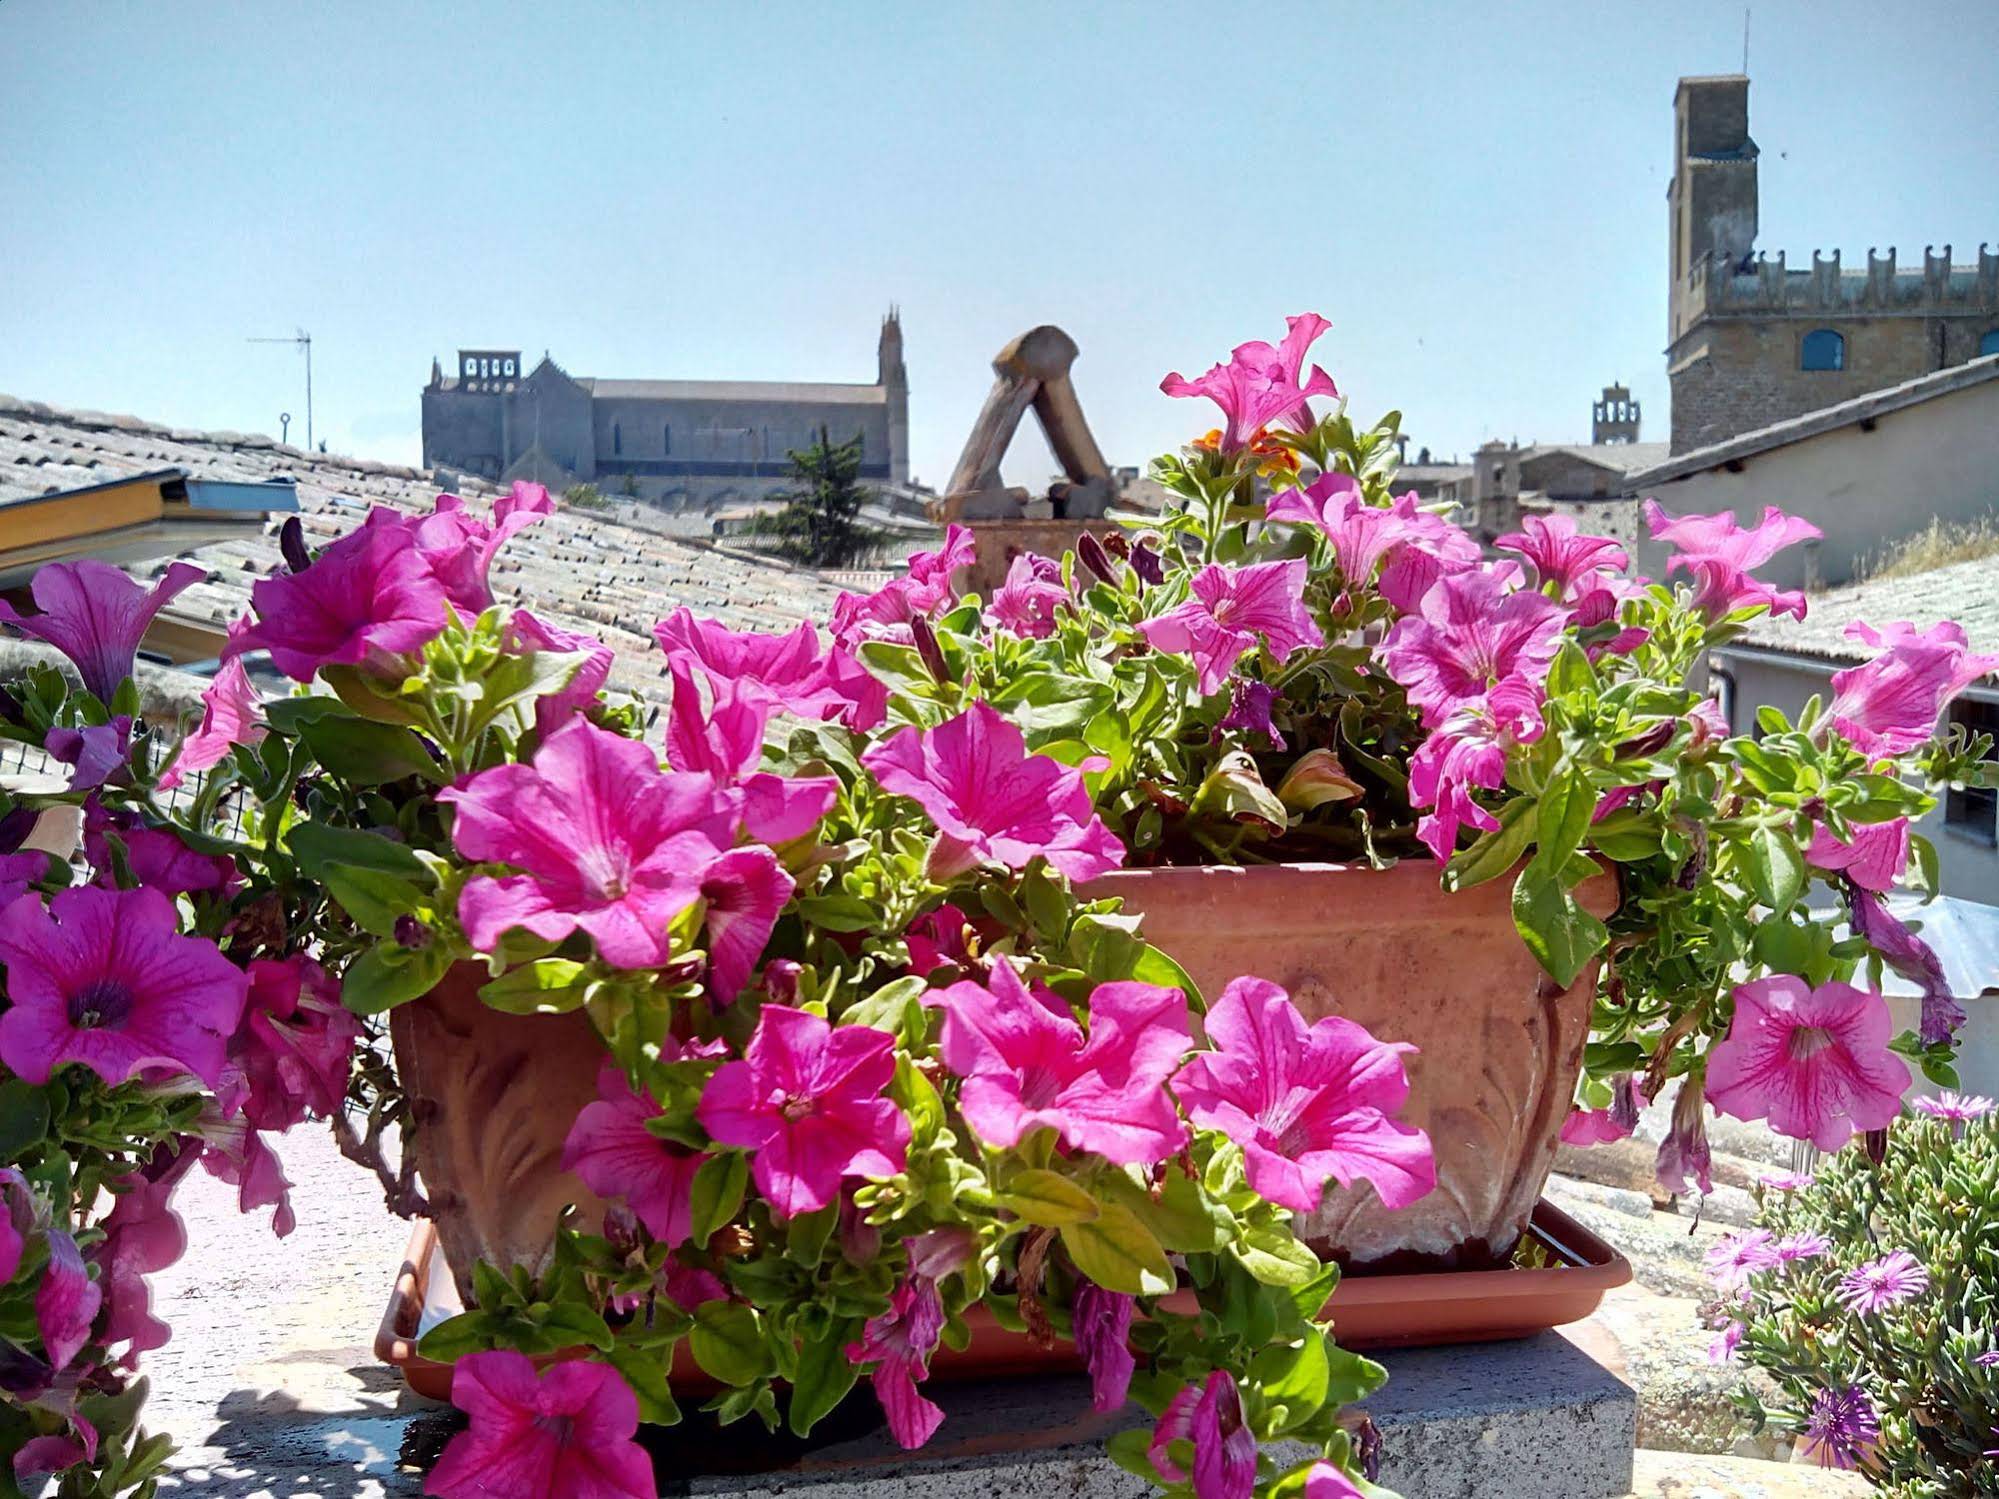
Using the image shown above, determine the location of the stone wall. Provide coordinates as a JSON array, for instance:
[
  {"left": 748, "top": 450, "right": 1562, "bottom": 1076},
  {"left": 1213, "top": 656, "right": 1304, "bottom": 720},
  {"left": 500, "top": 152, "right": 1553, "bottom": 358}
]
[{"left": 1668, "top": 313, "right": 1993, "bottom": 453}]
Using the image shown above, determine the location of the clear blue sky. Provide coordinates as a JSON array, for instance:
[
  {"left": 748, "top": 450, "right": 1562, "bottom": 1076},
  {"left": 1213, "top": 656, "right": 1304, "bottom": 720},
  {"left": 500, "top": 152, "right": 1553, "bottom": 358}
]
[{"left": 3, "top": 1, "right": 1995, "bottom": 488}]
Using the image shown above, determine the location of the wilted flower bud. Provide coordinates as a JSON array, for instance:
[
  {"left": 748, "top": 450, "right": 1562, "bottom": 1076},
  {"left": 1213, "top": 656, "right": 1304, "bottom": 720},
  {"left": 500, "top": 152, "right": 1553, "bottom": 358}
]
[
  {"left": 1130, "top": 539, "right": 1165, "bottom": 587},
  {"left": 279, "top": 515, "right": 312, "bottom": 574},
  {"left": 1276, "top": 748, "right": 1364, "bottom": 811},
  {"left": 1616, "top": 720, "right": 1677, "bottom": 759},
  {"left": 1076, "top": 531, "right": 1117, "bottom": 585},
  {"left": 1099, "top": 530, "right": 1131, "bottom": 560},
  {"left": 762, "top": 959, "right": 803, "bottom": 1005},
  {"left": 910, "top": 614, "right": 950, "bottom": 685},
  {"left": 393, "top": 915, "right": 431, "bottom": 950},
  {"left": 1354, "top": 1415, "right": 1383, "bottom": 1483},
  {"left": 838, "top": 1193, "right": 881, "bottom": 1266}
]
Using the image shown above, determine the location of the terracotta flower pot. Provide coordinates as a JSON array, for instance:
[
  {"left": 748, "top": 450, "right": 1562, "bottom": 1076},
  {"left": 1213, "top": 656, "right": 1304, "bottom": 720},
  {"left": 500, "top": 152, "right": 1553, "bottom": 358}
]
[
  {"left": 389, "top": 964, "right": 611, "bottom": 1301},
  {"left": 1083, "top": 860, "right": 1617, "bottom": 1271}
]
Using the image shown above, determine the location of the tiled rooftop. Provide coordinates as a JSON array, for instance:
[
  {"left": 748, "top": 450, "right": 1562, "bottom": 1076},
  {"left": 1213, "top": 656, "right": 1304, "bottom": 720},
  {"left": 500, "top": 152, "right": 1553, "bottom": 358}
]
[
  {"left": 1732, "top": 553, "right": 1999, "bottom": 675},
  {"left": 0, "top": 394, "right": 847, "bottom": 702}
]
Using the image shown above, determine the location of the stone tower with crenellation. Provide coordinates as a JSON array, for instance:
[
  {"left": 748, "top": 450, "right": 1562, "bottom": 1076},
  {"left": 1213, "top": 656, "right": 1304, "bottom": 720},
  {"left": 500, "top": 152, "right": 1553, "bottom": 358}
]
[
  {"left": 1666, "top": 75, "right": 1999, "bottom": 454},
  {"left": 879, "top": 308, "right": 910, "bottom": 487}
]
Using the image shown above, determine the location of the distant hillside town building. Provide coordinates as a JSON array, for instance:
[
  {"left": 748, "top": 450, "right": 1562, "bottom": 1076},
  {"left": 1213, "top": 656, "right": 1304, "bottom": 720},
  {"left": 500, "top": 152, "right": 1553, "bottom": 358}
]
[
  {"left": 421, "top": 313, "right": 911, "bottom": 511},
  {"left": 1666, "top": 75, "right": 1999, "bottom": 454}
]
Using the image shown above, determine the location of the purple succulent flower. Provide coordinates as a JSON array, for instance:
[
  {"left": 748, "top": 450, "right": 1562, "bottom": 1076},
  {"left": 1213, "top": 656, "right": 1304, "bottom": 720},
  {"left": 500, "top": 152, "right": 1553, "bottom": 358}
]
[
  {"left": 1801, "top": 1386, "right": 1879, "bottom": 1471},
  {"left": 1836, "top": 1250, "right": 1930, "bottom": 1314}
]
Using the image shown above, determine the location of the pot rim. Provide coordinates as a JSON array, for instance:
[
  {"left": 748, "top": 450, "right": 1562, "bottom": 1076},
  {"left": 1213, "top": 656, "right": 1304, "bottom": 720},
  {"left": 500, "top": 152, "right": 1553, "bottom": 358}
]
[{"left": 1085, "top": 856, "right": 1619, "bottom": 919}]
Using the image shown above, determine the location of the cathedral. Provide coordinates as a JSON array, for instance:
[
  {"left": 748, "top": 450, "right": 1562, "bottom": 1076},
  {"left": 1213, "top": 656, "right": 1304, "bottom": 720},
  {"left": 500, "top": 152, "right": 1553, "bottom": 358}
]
[{"left": 421, "top": 313, "right": 910, "bottom": 510}]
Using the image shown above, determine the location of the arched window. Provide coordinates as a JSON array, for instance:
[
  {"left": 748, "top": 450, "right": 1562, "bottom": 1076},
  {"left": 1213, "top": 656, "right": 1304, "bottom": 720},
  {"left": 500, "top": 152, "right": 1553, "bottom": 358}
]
[
  {"left": 1800, "top": 329, "right": 1845, "bottom": 371},
  {"left": 1980, "top": 329, "right": 1999, "bottom": 359},
  {"left": 612, "top": 422, "right": 622, "bottom": 456},
  {"left": 662, "top": 424, "right": 672, "bottom": 455}
]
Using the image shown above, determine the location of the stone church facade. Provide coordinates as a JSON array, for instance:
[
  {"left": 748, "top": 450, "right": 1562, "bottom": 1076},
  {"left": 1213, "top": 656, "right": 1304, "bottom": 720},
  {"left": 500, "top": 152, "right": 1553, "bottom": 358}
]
[
  {"left": 421, "top": 314, "right": 910, "bottom": 509},
  {"left": 1666, "top": 75, "right": 1999, "bottom": 454}
]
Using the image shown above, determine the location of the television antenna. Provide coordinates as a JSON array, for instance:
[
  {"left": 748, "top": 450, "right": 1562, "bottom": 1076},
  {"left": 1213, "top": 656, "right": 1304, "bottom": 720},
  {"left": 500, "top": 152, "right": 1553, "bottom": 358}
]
[{"left": 248, "top": 329, "right": 313, "bottom": 451}]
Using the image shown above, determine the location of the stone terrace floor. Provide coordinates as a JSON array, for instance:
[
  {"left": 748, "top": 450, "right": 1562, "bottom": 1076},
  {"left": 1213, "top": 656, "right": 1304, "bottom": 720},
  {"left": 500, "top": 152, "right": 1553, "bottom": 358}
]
[{"left": 137, "top": 1121, "right": 1864, "bottom": 1498}]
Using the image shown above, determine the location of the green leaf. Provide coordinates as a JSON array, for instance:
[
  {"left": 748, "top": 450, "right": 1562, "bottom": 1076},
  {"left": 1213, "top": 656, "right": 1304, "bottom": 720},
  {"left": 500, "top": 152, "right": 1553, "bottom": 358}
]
[
  {"left": 1060, "top": 1199, "right": 1174, "bottom": 1296},
  {"left": 788, "top": 1319, "right": 861, "bottom": 1436},
  {"left": 416, "top": 1310, "right": 499, "bottom": 1363},
  {"left": 793, "top": 893, "right": 879, "bottom": 932},
  {"left": 994, "top": 1169, "right": 1101, "bottom": 1226},
  {"left": 1544, "top": 640, "right": 1596, "bottom": 699},
  {"left": 687, "top": 1153, "right": 749, "bottom": 1247},
  {"left": 1323, "top": 1342, "right": 1390, "bottom": 1406},
  {"left": 602, "top": 1342, "right": 681, "bottom": 1426},
  {"left": 467, "top": 648, "right": 589, "bottom": 740},
  {"left": 289, "top": 822, "right": 436, "bottom": 936},
  {"left": 1249, "top": 1334, "right": 1330, "bottom": 1432},
  {"left": 1129, "top": 943, "right": 1204, "bottom": 1009},
  {"left": 339, "top": 939, "right": 453, "bottom": 1015},
  {"left": 1230, "top": 1222, "right": 1322, "bottom": 1288},
  {"left": 1105, "top": 1171, "right": 1233, "bottom": 1253},
  {"left": 297, "top": 712, "right": 445, "bottom": 786},
  {"left": 1743, "top": 824, "right": 1806, "bottom": 913},
  {"left": 690, "top": 1301, "right": 772, "bottom": 1386},
  {"left": 478, "top": 959, "right": 593, "bottom": 1015},
  {"left": 1535, "top": 765, "right": 1595, "bottom": 873},
  {"left": 1444, "top": 797, "right": 1535, "bottom": 891},
  {"left": 1510, "top": 862, "right": 1608, "bottom": 990},
  {"left": 0, "top": 1078, "right": 51, "bottom": 1162},
  {"left": 536, "top": 1302, "right": 615, "bottom": 1352}
]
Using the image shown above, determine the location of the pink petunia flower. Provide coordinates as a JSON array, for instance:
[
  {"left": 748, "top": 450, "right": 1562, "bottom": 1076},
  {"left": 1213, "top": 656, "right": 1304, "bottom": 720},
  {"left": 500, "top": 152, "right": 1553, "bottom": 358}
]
[
  {"left": 1705, "top": 977, "right": 1910, "bottom": 1152},
  {"left": 159, "top": 657, "right": 266, "bottom": 790},
  {"left": 904, "top": 904, "right": 978, "bottom": 978},
  {"left": 0, "top": 558, "right": 204, "bottom": 703},
  {"left": 1381, "top": 566, "right": 1567, "bottom": 727},
  {"left": 230, "top": 510, "right": 448, "bottom": 681},
  {"left": 0, "top": 885, "right": 248, "bottom": 1090},
  {"left": 12, "top": 1416, "right": 99, "bottom": 1483},
  {"left": 1559, "top": 1076, "right": 1643, "bottom": 1148},
  {"left": 505, "top": 609, "right": 614, "bottom": 733},
  {"left": 1265, "top": 472, "right": 1413, "bottom": 588},
  {"left": 1495, "top": 513, "right": 1630, "bottom": 599},
  {"left": 1148, "top": 1369, "right": 1258, "bottom": 1499},
  {"left": 845, "top": 1277, "right": 947, "bottom": 1449},
  {"left": 1073, "top": 1280, "right": 1135, "bottom": 1413},
  {"left": 1642, "top": 500, "right": 1822, "bottom": 622},
  {"left": 1827, "top": 619, "right": 1999, "bottom": 758},
  {"left": 1801, "top": 1386, "right": 1879, "bottom": 1471},
  {"left": 1843, "top": 882, "right": 1962, "bottom": 1045},
  {"left": 827, "top": 527, "right": 974, "bottom": 649},
  {"left": 563, "top": 1060, "right": 711, "bottom": 1246},
  {"left": 425, "top": 1350, "right": 656, "bottom": 1499},
  {"left": 862, "top": 699, "right": 1125, "bottom": 884},
  {"left": 1173, "top": 976, "right": 1433, "bottom": 1214},
  {"left": 1405, "top": 674, "right": 1546, "bottom": 861},
  {"left": 442, "top": 718, "right": 737, "bottom": 970},
  {"left": 94, "top": 1155, "right": 196, "bottom": 1367},
  {"left": 664, "top": 663, "right": 838, "bottom": 848},
  {"left": 408, "top": 482, "right": 554, "bottom": 614},
  {"left": 905, "top": 525, "right": 974, "bottom": 613},
  {"left": 1160, "top": 314, "right": 1339, "bottom": 453},
  {"left": 698, "top": 847, "right": 794, "bottom": 1004},
  {"left": 223, "top": 954, "right": 360, "bottom": 1131},
  {"left": 1704, "top": 1229, "right": 1780, "bottom": 1295},
  {"left": 1836, "top": 1250, "right": 1929, "bottom": 1313},
  {"left": 45, "top": 717, "right": 131, "bottom": 791},
  {"left": 197, "top": 1108, "right": 297, "bottom": 1237},
  {"left": 85, "top": 813, "right": 237, "bottom": 900},
  {"left": 1758, "top": 1170, "right": 1814, "bottom": 1192},
  {"left": 1138, "top": 559, "right": 1324, "bottom": 695},
  {"left": 935, "top": 960, "right": 1190, "bottom": 1166},
  {"left": 987, "top": 552, "right": 1069, "bottom": 639},
  {"left": 655, "top": 607, "right": 886, "bottom": 732},
  {"left": 1302, "top": 1461, "right": 1368, "bottom": 1499},
  {"left": 0, "top": 1169, "right": 31, "bottom": 1286},
  {"left": 696, "top": 1006, "right": 910, "bottom": 1220},
  {"left": 1805, "top": 817, "right": 1910, "bottom": 893},
  {"left": 36, "top": 1227, "right": 100, "bottom": 1371}
]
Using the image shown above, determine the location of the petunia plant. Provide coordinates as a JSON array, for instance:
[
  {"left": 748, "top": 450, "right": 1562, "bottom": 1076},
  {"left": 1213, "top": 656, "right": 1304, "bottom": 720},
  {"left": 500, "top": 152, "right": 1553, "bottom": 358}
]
[
  {"left": 3, "top": 482, "right": 1422, "bottom": 1498},
  {"left": 835, "top": 312, "right": 1995, "bottom": 1202}
]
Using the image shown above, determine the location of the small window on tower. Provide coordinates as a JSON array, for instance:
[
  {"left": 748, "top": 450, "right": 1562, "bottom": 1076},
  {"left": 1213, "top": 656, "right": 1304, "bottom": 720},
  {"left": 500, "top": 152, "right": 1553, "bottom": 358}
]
[
  {"left": 613, "top": 423, "right": 622, "bottom": 456},
  {"left": 1980, "top": 329, "right": 1999, "bottom": 358},
  {"left": 1801, "top": 329, "right": 1846, "bottom": 372},
  {"left": 662, "top": 425, "right": 671, "bottom": 455}
]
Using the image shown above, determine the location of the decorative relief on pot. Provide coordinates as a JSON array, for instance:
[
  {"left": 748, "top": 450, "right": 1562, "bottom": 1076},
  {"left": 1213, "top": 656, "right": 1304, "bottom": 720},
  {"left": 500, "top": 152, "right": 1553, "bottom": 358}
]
[
  {"left": 389, "top": 967, "right": 609, "bottom": 1303},
  {"left": 1083, "top": 861, "right": 1615, "bottom": 1271}
]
